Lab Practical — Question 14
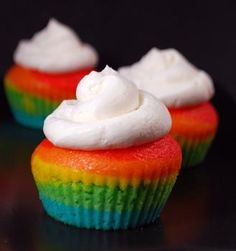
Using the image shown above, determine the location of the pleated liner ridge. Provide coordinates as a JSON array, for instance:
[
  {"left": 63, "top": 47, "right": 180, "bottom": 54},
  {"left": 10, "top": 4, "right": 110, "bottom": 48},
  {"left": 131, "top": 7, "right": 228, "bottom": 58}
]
[
  {"left": 36, "top": 170, "right": 177, "bottom": 230},
  {"left": 173, "top": 134, "right": 215, "bottom": 168}
]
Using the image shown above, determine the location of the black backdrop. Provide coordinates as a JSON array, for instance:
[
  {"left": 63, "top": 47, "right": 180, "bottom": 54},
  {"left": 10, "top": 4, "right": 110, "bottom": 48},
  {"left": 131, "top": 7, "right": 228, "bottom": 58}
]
[{"left": 1, "top": 0, "right": 236, "bottom": 118}]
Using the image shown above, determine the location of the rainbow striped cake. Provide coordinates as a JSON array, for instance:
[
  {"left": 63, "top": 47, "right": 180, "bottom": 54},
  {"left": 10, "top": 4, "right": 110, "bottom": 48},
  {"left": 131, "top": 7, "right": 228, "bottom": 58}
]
[
  {"left": 169, "top": 102, "right": 218, "bottom": 168},
  {"left": 4, "top": 65, "right": 93, "bottom": 128},
  {"left": 32, "top": 135, "right": 181, "bottom": 230}
]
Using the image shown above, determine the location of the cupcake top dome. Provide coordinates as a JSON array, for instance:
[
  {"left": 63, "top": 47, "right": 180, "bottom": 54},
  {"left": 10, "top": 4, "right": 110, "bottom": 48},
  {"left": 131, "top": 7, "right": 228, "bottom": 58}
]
[
  {"left": 43, "top": 66, "right": 171, "bottom": 150},
  {"left": 119, "top": 48, "right": 214, "bottom": 108},
  {"left": 14, "top": 18, "right": 98, "bottom": 73}
]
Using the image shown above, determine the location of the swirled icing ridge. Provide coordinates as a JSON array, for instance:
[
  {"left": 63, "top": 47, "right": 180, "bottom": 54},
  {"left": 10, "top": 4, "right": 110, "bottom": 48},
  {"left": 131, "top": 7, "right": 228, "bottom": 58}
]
[
  {"left": 43, "top": 66, "right": 172, "bottom": 150},
  {"left": 14, "top": 18, "right": 98, "bottom": 73},
  {"left": 119, "top": 48, "right": 214, "bottom": 107}
]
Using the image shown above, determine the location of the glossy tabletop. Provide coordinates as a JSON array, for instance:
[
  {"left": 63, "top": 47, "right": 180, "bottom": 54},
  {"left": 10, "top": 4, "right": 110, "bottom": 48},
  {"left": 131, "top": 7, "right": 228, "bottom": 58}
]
[{"left": 0, "top": 86, "right": 236, "bottom": 251}]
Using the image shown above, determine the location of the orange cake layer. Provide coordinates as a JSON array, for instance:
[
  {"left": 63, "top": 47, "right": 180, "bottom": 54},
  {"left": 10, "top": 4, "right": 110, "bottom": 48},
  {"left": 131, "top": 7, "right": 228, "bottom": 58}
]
[
  {"left": 32, "top": 135, "right": 182, "bottom": 181},
  {"left": 5, "top": 64, "right": 94, "bottom": 100}
]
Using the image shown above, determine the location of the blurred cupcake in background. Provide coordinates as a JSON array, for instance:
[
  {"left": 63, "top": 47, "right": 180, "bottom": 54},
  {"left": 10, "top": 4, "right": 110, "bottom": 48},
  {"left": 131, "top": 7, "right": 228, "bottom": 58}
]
[
  {"left": 119, "top": 48, "right": 218, "bottom": 168},
  {"left": 4, "top": 18, "right": 98, "bottom": 128}
]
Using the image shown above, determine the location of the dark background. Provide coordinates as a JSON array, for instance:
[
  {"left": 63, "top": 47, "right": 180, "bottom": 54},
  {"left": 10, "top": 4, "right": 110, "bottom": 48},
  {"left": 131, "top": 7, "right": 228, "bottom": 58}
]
[
  {"left": 1, "top": 2, "right": 236, "bottom": 250},
  {"left": 1, "top": 0, "right": 236, "bottom": 119}
]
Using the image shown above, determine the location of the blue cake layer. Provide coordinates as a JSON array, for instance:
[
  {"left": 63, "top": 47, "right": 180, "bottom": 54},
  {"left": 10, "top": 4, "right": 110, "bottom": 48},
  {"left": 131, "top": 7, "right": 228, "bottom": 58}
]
[{"left": 41, "top": 195, "right": 162, "bottom": 230}]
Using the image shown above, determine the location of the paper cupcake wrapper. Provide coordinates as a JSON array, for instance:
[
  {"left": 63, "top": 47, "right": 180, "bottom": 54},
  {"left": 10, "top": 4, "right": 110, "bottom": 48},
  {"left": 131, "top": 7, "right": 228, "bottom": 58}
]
[
  {"left": 35, "top": 171, "right": 177, "bottom": 230},
  {"left": 174, "top": 135, "right": 215, "bottom": 168},
  {"left": 4, "top": 80, "right": 61, "bottom": 128}
]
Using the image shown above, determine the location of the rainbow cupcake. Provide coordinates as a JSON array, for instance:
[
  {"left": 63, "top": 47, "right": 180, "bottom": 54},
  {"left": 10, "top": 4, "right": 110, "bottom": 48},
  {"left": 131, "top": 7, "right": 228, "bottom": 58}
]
[
  {"left": 4, "top": 18, "right": 98, "bottom": 128},
  {"left": 119, "top": 48, "right": 218, "bottom": 168},
  {"left": 31, "top": 67, "right": 182, "bottom": 230}
]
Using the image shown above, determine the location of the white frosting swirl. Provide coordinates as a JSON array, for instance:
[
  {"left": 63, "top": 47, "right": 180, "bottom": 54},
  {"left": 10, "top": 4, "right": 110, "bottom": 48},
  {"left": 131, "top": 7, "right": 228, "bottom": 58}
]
[
  {"left": 119, "top": 48, "right": 214, "bottom": 108},
  {"left": 43, "top": 66, "right": 171, "bottom": 150},
  {"left": 14, "top": 18, "right": 98, "bottom": 73}
]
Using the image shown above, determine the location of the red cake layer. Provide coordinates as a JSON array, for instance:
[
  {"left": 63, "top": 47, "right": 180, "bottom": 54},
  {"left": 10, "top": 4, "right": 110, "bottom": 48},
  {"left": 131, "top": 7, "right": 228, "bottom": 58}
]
[
  {"left": 32, "top": 135, "right": 182, "bottom": 179},
  {"left": 5, "top": 64, "right": 94, "bottom": 100},
  {"left": 169, "top": 102, "right": 218, "bottom": 138}
]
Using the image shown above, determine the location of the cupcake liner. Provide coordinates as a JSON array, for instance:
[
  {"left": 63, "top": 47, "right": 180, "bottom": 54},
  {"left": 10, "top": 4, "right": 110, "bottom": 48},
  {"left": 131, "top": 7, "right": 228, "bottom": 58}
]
[
  {"left": 35, "top": 171, "right": 178, "bottom": 230},
  {"left": 32, "top": 137, "right": 181, "bottom": 230},
  {"left": 174, "top": 135, "right": 215, "bottom": 168},
  {"left": 4, "top": 80, "right": 61, "bottom": 128}
]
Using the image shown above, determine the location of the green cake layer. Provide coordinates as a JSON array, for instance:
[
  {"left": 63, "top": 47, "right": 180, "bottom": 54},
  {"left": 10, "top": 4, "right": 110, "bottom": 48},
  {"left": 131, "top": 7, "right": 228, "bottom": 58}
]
[
  {"left": 35, "top": 177, "right": 177, "bottom": 229},
  {"left": 176, "top": 136, "right": 214, "bottom": 168},
  {"left": 4, "top": 80, "right": 61, "bottom": 128},
  {"left": 5, "top": 81, "right": 60, "bottom": 116},
  {"left": 37, "top": 179, "right": 176, "bottom": 213}
]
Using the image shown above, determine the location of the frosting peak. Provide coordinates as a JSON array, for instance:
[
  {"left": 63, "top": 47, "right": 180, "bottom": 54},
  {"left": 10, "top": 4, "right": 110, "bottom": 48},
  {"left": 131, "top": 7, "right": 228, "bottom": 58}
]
[
  {"left": 14, "top": 18, "right": 98, "bottom": 73},
  {"left": 44, "top": 66, "right": 171, "bottom": 150},
  {"left": 119, "top": 48, "right": 214, "bottom": 108},
  {"left": 75, "top": 66, "right": 139, "bottom": 121}
]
